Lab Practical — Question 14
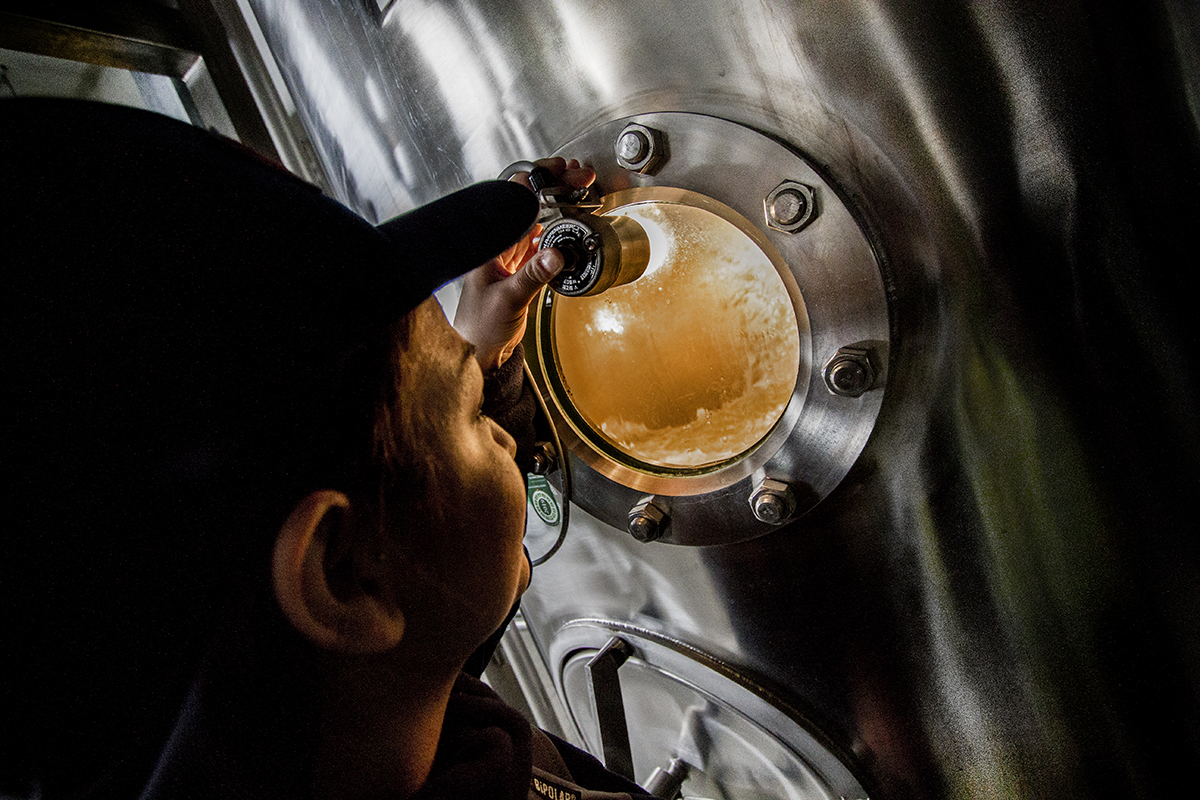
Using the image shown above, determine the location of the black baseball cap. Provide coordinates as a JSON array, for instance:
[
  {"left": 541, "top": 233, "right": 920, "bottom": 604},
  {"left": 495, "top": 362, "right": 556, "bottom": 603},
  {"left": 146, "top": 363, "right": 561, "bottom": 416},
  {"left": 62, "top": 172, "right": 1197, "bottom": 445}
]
[
  {"left": 2, "top": 97, "right": 541, "bottom": 466},
  {"left": 2, "top": 97, "right": 539, "bottom": 323},
  {"left": 1, "top": 98, "right": 539, "bottom": 791}
]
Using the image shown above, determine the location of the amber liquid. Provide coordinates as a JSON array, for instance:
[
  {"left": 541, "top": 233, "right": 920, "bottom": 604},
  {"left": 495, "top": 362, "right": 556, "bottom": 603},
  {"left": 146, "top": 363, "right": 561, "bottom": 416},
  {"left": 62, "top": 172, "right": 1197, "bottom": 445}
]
[{"left": 553, "top": 202, "right": 800, "bottom": 469}]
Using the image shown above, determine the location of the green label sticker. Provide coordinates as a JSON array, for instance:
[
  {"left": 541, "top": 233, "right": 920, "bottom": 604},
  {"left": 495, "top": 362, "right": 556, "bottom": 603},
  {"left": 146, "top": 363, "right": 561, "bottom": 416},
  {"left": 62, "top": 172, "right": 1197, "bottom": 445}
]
[{"left": 527, "top": 474, "right": 561, "bottom": 526}]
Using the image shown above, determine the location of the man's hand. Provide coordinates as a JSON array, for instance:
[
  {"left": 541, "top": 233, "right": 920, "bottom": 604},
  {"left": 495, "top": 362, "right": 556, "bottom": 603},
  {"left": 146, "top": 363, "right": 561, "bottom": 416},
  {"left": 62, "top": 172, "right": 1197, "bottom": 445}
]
[{"left": 453, "top": 157, "right": 595, "bottom": 371}]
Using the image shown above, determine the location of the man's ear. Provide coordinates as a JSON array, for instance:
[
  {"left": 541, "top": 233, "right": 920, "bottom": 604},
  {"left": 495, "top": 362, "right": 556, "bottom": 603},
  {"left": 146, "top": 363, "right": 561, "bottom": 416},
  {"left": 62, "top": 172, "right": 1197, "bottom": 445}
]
[{"left": 272, "top": 490, "right": 405, "bottom": 654}]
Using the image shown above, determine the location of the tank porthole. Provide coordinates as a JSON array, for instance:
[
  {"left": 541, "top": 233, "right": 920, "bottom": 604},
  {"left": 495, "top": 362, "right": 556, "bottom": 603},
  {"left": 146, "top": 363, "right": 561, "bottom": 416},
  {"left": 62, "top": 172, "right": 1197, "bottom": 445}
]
[{"left": 525, "top": 112, "right": 890, "bottom": 546}]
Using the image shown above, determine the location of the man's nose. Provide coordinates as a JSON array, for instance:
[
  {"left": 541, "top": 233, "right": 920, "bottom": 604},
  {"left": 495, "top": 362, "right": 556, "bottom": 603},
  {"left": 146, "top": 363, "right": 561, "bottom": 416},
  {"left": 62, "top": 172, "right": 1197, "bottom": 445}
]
[{"left": 491, "top": 419, "right": 517, "bottom": 459}]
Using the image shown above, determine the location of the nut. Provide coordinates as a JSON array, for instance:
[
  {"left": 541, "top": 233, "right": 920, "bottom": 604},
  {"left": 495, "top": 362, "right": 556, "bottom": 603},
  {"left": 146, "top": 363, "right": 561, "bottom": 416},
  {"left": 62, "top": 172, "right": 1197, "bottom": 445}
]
[
  {"left": 823, "top": 346, "right": 876, "bottom": 397},
  {"left": 749, "top": 478, "right": 796, "bottom": 524},
  {"left": 764, "top": 180, "right": 817, "bottom": 233},
  {"left": 614, "top": 123, "right": 666, "bottom": 174},
  {"left": 628, "top": 499, "right": 667, "bottom": 542}
]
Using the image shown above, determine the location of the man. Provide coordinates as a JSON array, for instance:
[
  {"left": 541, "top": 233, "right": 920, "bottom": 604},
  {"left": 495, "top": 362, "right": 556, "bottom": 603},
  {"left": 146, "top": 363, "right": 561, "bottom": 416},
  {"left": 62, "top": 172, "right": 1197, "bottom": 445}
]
[{"left": 2, "top": 98, "right": 652, "bottom": 799}]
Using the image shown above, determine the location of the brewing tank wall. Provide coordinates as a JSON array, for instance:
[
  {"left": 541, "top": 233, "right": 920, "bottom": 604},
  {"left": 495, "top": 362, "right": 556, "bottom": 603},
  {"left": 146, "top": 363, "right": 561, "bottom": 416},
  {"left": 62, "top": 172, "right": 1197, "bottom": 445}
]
[{"left": 246, "top": 2, "right": 1200, "bottom": 797}]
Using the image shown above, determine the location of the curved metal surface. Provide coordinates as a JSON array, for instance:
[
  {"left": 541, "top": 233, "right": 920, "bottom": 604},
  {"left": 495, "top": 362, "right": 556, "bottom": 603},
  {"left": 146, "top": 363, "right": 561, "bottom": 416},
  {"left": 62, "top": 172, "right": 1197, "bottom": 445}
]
[
  {"left": 556, "top": 622, "right": 870, "bottom": 799},
  {"left": 247, "top": 1, "right": 1200, "bottom": 797},
  {"left": 526, "top": 113, "right": 889, "bottom": 545}
]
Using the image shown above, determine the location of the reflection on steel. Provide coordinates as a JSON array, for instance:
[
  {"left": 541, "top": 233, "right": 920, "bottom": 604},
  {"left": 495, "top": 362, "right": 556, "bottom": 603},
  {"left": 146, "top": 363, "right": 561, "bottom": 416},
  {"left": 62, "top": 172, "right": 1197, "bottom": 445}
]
[
  {"left": 0, "top": 1, "right": 325, "bottom": 187},
  {"left": 244, "top": 1, "right": 1200, "bottom": 797}
]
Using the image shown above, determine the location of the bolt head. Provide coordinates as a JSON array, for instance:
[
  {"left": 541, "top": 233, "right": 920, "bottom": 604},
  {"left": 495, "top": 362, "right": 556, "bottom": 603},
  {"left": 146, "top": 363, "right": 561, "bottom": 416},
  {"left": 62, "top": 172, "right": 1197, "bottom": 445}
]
[
  {"left": 628, "top": 516, "right": 659, "bottom": 542},
  {"left": 764, "top": 181, "right": 817, "bottom": 233},
  {"left": 829, "top": 359, "right": 867, "bottom": 393},
  {"left": 628, "top": 499, "right": 667, "bottom": 542},
  {"left": 753, "top": 493, "right": 787, "bottom": 524},
  {"left": 749, "top": 478, "right": 795, "bottom": 524},
  {"left": 823, "top": 347, "right": 876, "bottom": 397},
  {"left": 614, "top": 123, "right": 665, "bottom": 174},
  {"left": 616, "top": 130, "right": 650, "bottom": 164},
  {"left": 769, "top": 189, "right": 808, "bottom": 226}
]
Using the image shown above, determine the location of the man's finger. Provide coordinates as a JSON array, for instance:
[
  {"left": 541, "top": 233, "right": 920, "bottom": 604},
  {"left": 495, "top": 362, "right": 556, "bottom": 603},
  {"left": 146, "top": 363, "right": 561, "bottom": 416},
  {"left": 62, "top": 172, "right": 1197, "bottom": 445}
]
[
  {"left": 533, "top": 156, "right": 567, "bottom": 172},
  {"left": 508, "top": 249, "right": 564, "bottom": 304},
  {"left": 562, "top": 165, "right": 596, "bottom": 189}
]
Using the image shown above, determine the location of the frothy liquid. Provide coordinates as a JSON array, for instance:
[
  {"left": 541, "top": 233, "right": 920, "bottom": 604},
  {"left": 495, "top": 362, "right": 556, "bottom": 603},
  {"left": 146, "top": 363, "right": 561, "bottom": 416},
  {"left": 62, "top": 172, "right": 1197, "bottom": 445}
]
[{"left": 552, "top": 202, "right": 800, "bottom": 469}]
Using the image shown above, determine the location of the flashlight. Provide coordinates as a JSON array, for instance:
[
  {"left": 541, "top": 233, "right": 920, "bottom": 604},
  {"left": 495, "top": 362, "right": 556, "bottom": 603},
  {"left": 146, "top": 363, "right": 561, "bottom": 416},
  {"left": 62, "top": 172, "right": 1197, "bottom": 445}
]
[{"left": 529, "top": 167, "right": 651, "bottom": 297}]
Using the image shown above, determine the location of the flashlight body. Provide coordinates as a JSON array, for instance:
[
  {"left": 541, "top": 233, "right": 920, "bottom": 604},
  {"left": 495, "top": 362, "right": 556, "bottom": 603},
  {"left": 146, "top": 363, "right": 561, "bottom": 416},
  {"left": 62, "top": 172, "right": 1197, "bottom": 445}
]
[{"left": 540, "top": 211, "right": 651, "bottom": 297}]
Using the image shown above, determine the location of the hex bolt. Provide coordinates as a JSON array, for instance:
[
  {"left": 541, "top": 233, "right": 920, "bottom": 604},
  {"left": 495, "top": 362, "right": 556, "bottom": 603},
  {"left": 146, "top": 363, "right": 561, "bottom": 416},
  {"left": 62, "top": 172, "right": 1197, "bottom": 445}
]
[
  {"left": 614, "top": 123, "right": 666, "bottom": 174},
  {"left": 750, "top": 478, "right": 796, "bottom": 524},
  {"left": 764, "top": 180, "right": 817, "bottom": 233},
  {"left": 628, "top": 499, "right": 667, "bottom": 542},
  {"left": 616, "top": 129, "right": 650, "bottom": 164},
  {"left": 529, "top": 441, "right": 557, "bottom": 475},
  {"left": 823, "top": 346, "right": 876, "bottom": 397}
]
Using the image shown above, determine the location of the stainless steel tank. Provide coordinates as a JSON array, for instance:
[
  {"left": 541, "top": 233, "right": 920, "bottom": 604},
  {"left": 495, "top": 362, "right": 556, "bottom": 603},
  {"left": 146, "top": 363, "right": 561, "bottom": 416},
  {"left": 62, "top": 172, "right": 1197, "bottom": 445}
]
[{"left": 241, "top": 1, "right": 1200, "bottom": 797}]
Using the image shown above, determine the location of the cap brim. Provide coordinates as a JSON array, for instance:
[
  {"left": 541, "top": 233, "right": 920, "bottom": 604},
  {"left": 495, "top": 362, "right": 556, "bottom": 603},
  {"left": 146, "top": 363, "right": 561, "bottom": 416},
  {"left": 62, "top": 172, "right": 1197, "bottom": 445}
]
[{"left": 376, "top": 180, "right": 540, "bottom": 311}]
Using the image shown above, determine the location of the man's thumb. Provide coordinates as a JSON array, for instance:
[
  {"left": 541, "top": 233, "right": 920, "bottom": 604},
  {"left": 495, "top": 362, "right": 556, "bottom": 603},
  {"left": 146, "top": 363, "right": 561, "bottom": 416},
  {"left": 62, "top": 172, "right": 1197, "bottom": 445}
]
[{"left": 513, "top": 248, "right": 565, "bottom": 297}]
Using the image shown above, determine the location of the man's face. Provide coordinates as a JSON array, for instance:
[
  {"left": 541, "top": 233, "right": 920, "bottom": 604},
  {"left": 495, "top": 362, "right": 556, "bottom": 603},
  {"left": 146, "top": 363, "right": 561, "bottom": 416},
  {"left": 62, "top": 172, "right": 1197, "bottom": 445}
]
[{"left": 392, "top": 298, "right": 530, "bottom": 656}]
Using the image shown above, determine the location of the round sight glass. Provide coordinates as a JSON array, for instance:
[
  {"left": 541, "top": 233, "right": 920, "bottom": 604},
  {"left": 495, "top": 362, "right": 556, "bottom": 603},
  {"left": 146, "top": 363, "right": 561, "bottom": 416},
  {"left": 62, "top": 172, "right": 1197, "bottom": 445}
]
[{"left": 548, "top": 194, "right": 801, "bottom": 471}]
